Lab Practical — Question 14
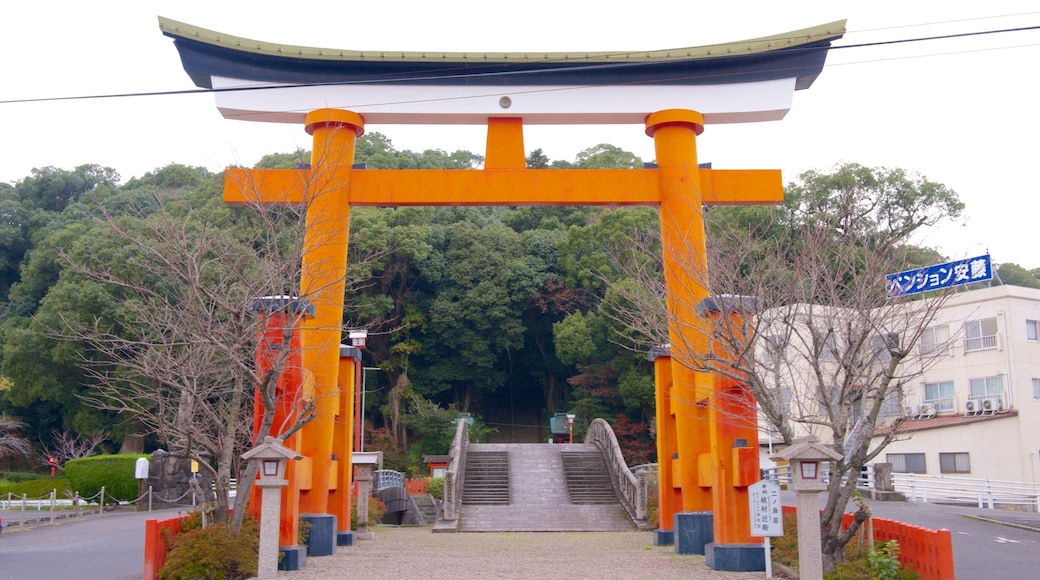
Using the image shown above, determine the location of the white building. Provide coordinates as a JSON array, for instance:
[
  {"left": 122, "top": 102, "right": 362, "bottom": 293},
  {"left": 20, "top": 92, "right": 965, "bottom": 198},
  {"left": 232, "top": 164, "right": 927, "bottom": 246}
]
[{"left": 871, "top": 285, "right": 1040, "bottom": 483}]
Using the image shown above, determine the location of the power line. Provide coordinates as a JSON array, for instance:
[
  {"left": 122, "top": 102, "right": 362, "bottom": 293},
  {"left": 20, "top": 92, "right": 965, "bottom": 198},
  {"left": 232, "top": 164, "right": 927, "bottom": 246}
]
[{"left": 1, "top": 24, "right": 1038, "bottom": 108}]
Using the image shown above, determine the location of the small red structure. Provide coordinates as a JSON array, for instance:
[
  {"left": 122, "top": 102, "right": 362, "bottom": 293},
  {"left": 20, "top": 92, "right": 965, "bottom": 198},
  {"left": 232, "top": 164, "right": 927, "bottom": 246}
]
[{"left": 423, "top": 455, "right": 449, "bottom": 479}]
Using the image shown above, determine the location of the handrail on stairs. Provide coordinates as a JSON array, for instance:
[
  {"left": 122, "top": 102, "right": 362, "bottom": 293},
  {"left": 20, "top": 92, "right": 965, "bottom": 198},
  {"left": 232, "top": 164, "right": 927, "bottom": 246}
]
[
  {"left": 440, "top": 418, "right": 469, "bottom": 523},
  {"left": 584, "top": 418, "right": 649, "bottom": 528}
]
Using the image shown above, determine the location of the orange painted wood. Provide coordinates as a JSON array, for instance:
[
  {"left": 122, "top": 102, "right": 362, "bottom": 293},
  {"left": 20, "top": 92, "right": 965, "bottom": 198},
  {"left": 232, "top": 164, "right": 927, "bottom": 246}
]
[{"left": 225, "top": 167, "right": 781, "bottom": 207}]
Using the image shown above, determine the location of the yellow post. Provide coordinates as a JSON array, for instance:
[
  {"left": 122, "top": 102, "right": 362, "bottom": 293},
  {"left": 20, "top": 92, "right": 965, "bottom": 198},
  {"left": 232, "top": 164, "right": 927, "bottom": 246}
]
[{"left": 297, "top": 109, "right": 364, "bottom": 516}]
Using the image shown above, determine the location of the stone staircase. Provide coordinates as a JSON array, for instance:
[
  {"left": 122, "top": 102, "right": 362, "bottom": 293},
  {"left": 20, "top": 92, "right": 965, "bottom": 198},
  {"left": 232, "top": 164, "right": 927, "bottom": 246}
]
[
  {"left": 562, "top": 449, "right": 620, "bottom": 504},
  {"left": 455, "top": 443, "right": 635, "bottom": 532},
  {"left": 410, "top": 494, "right": 440, "bottom": 525},
  {"left": 461, "top": 450, "right": 510, "bottom": 505}
]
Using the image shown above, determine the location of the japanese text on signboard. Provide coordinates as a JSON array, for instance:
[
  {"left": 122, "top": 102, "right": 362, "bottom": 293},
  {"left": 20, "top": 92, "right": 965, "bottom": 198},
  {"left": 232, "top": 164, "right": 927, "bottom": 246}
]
[
  {"left": 886, "top": 254, "right": 992, "bottom": 299},
  {"left": 749, "top": 480, "right": 783, "bottom": 537}
]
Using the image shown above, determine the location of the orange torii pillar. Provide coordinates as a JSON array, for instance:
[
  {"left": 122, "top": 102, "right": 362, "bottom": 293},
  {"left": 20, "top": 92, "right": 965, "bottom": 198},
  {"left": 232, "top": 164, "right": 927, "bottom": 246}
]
[
  {"left": 646, "top": 110, "right": 716, "bottom": 556},
  {"left": 329, "top": 344, "right": 361, "bottom": 546},
  {"left": 698, "top": 297, "right": 763, "bottom": 571},
  {"left": 294, "top": 110, "right": 364, "bottom": 559},
  {"left": 235, "top": 110, "right": 364, "bottom": 567},
  {"left": 248, "top": 296, "right": 312, "bottom": 564},
  {"left": 649, "top": 345, "right": 682, "bottom": 546}
]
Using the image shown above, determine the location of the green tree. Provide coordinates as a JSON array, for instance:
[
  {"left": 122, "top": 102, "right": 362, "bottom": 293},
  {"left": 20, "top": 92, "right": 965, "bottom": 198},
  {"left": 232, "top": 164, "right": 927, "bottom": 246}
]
[
  {"left": 993, "top": 262, "right": 1040, "bottom": 289},
  {"left": 605, "top": 162, "right": 964, "bottom": 572}
]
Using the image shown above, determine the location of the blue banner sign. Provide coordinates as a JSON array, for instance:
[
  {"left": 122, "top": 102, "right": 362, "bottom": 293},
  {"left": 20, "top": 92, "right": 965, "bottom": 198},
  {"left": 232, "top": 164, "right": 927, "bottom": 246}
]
[{"left": 886, "top": 254, "right": 992, "bottom": 299}]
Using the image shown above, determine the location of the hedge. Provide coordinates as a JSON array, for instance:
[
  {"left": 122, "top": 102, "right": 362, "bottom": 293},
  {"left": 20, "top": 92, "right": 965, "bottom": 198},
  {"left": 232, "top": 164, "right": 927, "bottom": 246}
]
[
  {"left": 0, "top": 478, "right": 71, "bottom": 499},
  {"left": 65, "top": 454, "right": 149, "bottom": 503}
]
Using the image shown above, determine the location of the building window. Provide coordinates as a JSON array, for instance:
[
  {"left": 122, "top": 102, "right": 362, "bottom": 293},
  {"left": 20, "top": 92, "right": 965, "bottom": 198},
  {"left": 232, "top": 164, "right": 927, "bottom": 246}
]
[
  {"left": 887, "top": 453, "right": 926, "bottom": 474},
  {"left": 872, "top": 333, "right": 899, "bottom": 363},
  {"left": 969, "top": 376, "right": 1004, "bottom": 408},
  {"left": 820, "top": 334, "right": 839, "bottom": 363},
  {"left": 760, "top": 334, "right": 788, "bottom": 365},
  {"left": 919, "top": 325, "right": 950, "bottom": 356},
  {"left": 1028, "top": 320, "right": 1040, "bottom": 342},
  {"left": 964, "top": 317, "right": 999, "bottom": 352},
  {"left": 939, "top": 452, "right": 971, "bottom": 474},
  {"left": 923, "top": 381, "right": 955, "bottom": 412},
  {"left": 1032, "top": 378, "right": 1040, "bottom": 401},
  {"left": 881, "top": 388, "right": 903, "bottom": 417}
]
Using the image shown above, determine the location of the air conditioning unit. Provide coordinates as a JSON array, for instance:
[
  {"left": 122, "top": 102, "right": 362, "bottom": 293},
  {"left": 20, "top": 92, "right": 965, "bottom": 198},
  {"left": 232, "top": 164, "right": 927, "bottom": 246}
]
[
  {"left": 982, "top": 398, "right": 1001, "bottom": 414},
  {"left": 904, "top": 405, "right": 921, "bottom": 418},
  {"left": 964, "top": 400, "right": 980, "bottom": 415},
  {"left": 918, "top": 403, "right": 935, "bottom": 419}
]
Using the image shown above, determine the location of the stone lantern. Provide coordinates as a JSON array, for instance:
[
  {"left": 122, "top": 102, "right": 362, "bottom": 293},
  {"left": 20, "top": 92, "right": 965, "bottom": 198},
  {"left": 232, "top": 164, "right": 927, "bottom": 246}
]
[
  {"left": 352, "top": 451, "right": 383, "bottom": 539},
  {"left": 243, "top": 436, "right": 302, "bottom": 579},
  {"left": 771, "top": 436, "right": 842, "bottom": 580}
]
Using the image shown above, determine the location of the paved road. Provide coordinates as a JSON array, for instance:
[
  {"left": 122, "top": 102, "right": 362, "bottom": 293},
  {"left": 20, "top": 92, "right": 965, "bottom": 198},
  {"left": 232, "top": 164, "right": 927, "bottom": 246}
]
[
  {"left": 1, "top": 499, "right": 1038, "bottom": 579},
  {"left": 0, "top": 508, "right": 181, "bottom": 580},
  {"left": 785, "top": 491, "right": 1040, "bottom": 580}
]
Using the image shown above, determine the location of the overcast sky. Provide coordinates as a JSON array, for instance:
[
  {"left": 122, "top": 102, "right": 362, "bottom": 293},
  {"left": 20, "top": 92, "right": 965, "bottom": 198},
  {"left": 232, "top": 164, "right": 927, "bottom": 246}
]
[{"left": 2, "top": 2, "right": 1038, "bottom": 267}]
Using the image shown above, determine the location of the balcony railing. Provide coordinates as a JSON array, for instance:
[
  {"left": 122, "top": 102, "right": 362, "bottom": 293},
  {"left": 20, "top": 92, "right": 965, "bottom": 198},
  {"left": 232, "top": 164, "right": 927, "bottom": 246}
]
[{"left": 964, "top": 334, "right": 998, "bottom": 352}]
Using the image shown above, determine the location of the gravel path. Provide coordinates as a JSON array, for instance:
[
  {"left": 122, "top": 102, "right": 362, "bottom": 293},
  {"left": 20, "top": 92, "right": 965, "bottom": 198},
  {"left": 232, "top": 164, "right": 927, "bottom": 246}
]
[{"left": 287, "top": 526, "right": 766, "bottom": 579}]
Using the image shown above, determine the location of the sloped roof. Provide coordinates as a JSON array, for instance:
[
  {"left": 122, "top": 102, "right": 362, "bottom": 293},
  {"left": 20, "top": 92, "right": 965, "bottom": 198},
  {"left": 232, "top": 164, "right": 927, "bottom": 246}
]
[
  {"left": 159, "top": 16, "right": 846, "bottom": 90},
  {"left": 874, "top": 410, "right": 1019, "bottom": 436}
]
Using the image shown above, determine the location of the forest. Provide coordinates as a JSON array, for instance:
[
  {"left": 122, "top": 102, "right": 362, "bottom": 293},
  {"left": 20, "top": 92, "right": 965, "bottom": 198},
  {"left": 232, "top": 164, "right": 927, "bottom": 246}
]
[{"left": 0, "top": 132, "right": 1036, "bottom": 481}]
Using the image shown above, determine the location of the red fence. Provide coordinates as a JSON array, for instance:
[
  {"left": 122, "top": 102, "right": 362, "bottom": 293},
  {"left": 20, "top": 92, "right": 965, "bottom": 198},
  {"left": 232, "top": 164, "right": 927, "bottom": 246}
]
[
  {"left": 782, "top": 505, "right": 955, "bottom": 580},
  {"left": 406, "top": 477, "right": 430, "bottom": 495},
  {"left": 143, "top": 513, "right": 191, "bottom": 580}
]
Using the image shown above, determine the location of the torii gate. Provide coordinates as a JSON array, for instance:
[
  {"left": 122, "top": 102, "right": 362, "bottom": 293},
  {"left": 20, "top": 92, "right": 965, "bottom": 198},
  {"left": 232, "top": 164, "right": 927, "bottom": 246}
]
[{"left": 161, "top": 16, "right": 844, "bottom": 572}]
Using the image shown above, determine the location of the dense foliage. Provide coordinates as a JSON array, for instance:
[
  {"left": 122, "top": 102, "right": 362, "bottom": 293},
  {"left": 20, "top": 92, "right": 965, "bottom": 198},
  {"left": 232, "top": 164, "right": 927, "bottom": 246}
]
[
  {"left": 159, "top": 511, "right": 259, "bottom": 580},
  {"left": 64, "top": 454, "right": 148, "bottom": 502},
  {"left": 0, "top": 137, "right": 660, "bottom": 476}
]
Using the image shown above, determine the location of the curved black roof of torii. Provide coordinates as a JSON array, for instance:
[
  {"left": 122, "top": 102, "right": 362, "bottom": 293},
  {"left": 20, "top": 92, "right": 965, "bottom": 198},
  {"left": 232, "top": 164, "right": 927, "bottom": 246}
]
[{"left": 159, "top": 17, "right": 846, "bottom": 91}]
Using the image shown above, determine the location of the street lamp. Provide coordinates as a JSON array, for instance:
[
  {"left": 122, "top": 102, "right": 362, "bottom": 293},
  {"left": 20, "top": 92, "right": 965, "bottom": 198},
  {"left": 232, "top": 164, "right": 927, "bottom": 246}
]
[
  {"left": 348, "top": 331, "right": 368, "bottom": 454},
  {"left": 360, "top": 366, "right": 382, "bottom": 452},
  {"left": 567, "top": 414, "right": 576, "bottom": 444}
]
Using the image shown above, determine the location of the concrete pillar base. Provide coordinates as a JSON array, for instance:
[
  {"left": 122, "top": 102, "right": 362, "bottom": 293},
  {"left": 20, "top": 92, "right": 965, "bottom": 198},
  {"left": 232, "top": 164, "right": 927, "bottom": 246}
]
[
  {"left": 654, "top": 529, "right": 675, "bottom": 546},
  {"left": 300, "top": 514, "right": 336, "bottom": 557},
  {"left": 705, "top": 542, "right": 766, "bottom": 571},
  {"left": 674, "top": 511, "right": 714, "bottom": 555},
  {"left": 336, "top": 531, "right": 355, "bottom": 546},
  {"left": 277, "top": 546, "right": 307, "bottom": 571}
]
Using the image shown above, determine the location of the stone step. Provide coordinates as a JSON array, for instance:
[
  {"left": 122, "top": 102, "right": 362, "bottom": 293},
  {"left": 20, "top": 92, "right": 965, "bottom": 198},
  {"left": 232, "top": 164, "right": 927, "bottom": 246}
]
[
  {"left": 462, "top": 450, "right": 510, "bottom": 505},
  {"left": 562, "top": 450, "right": 621, "bottom": 505},
  {"left": 456, "top": 443, "right": 635, "bottom": 532}
]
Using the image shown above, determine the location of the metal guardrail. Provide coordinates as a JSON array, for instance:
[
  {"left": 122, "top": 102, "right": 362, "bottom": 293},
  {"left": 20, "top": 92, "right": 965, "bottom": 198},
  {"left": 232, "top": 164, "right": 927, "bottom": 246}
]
[
  {"left": 762, "top": 463, "right": 1040, "bottom": 512},
  {"left": 893, "top": 472, "right": 1040, "bottom": 510},
  {"left": 585, "top": 418, "right": 648, "bottom": 527}
]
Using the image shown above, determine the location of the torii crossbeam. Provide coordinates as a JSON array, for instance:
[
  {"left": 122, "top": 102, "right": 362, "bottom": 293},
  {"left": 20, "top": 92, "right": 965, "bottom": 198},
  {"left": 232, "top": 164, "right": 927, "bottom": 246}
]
[{"left": 161, "top": 16, "right": 844, "bottom": 571}]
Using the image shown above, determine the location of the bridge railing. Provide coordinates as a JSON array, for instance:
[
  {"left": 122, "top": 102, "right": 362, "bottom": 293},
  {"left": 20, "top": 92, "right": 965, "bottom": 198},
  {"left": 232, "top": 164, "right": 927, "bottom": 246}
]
[
  {"left": 584, "top": 418, "right": 648, "bottom": 527},
  {"left": 440, "top": 418, "right": 469, "bottom": 523}
]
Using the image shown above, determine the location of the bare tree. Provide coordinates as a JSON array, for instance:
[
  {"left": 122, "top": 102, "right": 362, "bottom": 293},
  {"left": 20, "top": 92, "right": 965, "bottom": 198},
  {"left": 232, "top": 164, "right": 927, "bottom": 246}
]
[
  {"left": 0, "top": 415, "right": 30, "bottom": 460},
  {"left": 601, "top": 163, "right": 963, "bottom": 571},
  {"left": 38, "top": 429, "right": 108, "bottom": 470}
]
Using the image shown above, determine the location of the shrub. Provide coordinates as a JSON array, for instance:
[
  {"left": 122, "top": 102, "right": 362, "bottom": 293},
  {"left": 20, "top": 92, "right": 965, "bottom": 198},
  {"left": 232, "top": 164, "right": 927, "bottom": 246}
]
[
  {"left": 869, "top": 540, "right": 903, "bottom": 580},
  {"left": 0, "top": 478, "right": 71, "bottom": 499},
  {"left": 350, "top": 495, "right": 387, "bottom": 528},
  {"left": 2, "top": 471, "right": 47, "bottom": 483},
  {"left": 65, "top": 454, "right": 148, "bottom": 503},
  {"left": 159, "top": 511, "right": 259, "bottom": 580},
  {"left": 426, "top": 477, "right": 445, "bottom": 500}
]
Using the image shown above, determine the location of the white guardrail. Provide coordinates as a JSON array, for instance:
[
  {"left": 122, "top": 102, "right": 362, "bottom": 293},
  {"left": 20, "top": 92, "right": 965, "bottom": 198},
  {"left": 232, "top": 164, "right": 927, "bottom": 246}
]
[{"left": 761, "top": 464, "right": 1040, "bottom": 511}]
